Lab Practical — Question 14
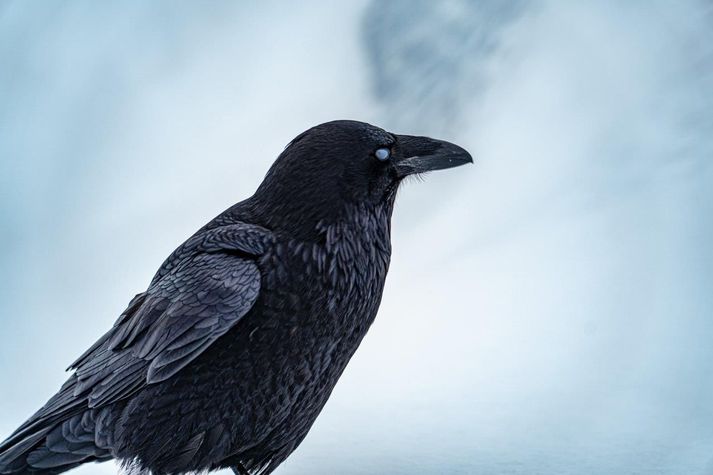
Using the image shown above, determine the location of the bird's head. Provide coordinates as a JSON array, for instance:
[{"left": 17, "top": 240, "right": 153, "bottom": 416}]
[{"left": 251, "top": 120, "right": 472, "bottom": 239}]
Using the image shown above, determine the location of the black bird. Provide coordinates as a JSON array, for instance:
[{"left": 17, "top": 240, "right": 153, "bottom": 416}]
[{"left": 0, "top": 120, "right": 472, "bottom": 475}]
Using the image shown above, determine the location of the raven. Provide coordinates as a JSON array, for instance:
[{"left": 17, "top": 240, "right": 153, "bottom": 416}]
[{"left": 0, "top": 120, "right": 472, "bottom": 475}]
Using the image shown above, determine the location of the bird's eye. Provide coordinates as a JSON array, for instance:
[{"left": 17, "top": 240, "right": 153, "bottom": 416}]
[{"left": 375, "top": 147, "right": 391, "bottom": 161}]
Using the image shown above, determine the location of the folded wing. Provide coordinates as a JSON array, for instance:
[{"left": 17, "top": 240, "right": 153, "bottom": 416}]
[{"left": 0, "top": 222, "right": 271, "bottom": 473}]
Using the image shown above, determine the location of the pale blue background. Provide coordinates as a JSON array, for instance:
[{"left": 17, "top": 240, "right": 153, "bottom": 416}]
[{"left": 1, "top": 1, "right": 713, "bottom": 474}]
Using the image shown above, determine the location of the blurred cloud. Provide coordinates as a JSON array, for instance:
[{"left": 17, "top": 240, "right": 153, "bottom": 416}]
[{"left": 1, "top": 1, "right": 712, "bottom": 474}]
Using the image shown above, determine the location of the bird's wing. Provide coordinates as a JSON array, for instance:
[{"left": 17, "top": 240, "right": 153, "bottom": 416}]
[
  {"left": 65, "top": 221, "right": 271, "bottom": 408},
  {"left": 0, "top": 222, "right": 271, "bottom": 469}
]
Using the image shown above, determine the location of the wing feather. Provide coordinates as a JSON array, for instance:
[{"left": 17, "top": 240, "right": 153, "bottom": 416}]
[
  {"left": 0, "top": 222, "right": 270, "bottom": 470},
  {"left": 71, "top": 226, "right": 266, "bottom": 400},
  {"left": 57, "top": 223, "right": 267, "bottom": 412}
]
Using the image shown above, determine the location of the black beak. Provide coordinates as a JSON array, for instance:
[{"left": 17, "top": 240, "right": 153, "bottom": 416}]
[{"left": 393, "top": 134, "right": 473, "bottom": 178}]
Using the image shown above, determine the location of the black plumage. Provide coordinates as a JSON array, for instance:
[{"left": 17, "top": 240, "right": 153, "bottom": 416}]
[{"left": 0, "top": 120, "right": 471, "bottom": 475}]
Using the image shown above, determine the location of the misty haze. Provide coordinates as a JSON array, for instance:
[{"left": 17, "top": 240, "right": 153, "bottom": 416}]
[{"left": 1, "top": 1, "right": 712, "bottom": 474}]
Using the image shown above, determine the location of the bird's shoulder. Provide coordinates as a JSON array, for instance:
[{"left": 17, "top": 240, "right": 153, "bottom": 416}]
[{"left": 151, "top": 220, "right": 274, "bottom": 285}]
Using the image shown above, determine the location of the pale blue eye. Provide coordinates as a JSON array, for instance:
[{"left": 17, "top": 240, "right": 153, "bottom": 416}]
[{"left": 375, "top": 147, "right": 391, "bottom": 161}]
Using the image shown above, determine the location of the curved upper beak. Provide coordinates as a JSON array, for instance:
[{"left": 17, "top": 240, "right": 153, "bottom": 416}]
[{"left": 393, "top": 134, "right": 473, "bottom": 178}]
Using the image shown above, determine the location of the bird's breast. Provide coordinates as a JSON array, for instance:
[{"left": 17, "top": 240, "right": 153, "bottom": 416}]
[{"left": 256, "top": 209, "right": 392, "bottom": 369}]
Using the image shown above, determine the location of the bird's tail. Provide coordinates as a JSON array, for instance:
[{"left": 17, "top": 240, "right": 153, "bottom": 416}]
[{"left": 0, "top": 388, "right": 113, "bottom": 474}]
